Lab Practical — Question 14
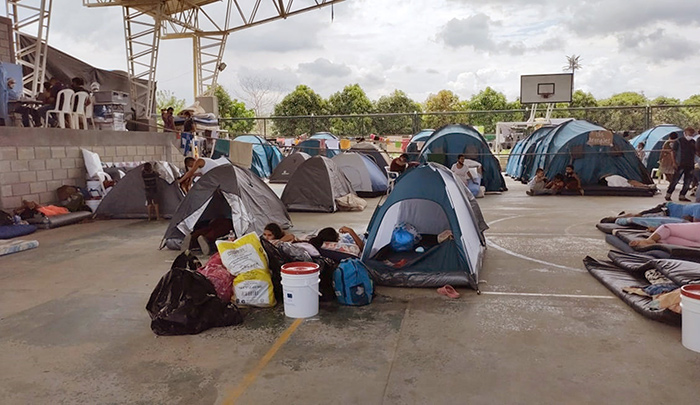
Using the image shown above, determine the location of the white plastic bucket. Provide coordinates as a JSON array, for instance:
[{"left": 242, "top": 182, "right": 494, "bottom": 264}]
[
  {"left": 681, "top": 285, "right": 700, "bottom": 353},
  {"left": 281, "top": 262, "right": 320, "bottom": 318}
]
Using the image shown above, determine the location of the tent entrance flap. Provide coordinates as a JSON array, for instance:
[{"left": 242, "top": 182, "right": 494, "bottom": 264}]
[
  {"left": 222, "top": 191, "right": 253, "bottom": 237},
  {"left": 368, "top": 199, "right": 450, "bottom": 257},
  {"left": 177, "top": 196, "right": 214, "bottom": 236}
]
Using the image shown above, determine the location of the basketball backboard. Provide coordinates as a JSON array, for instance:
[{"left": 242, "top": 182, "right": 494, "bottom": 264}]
[{"left": 520, "top": 73, "right": 573, "bottom": 104}]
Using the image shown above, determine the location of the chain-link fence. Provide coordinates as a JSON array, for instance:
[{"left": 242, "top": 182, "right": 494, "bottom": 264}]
[{"left": 218, "top": 104, "right": 700, "bottom": 141}]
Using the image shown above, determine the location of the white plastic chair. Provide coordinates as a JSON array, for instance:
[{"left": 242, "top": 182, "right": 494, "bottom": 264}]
[
  {"left": 44, "top": 88, "right": 75, "bottom": 128},
  {"left": 71, "top": 92, "right": 90, "bottom": 129},
  {"left": 385, "top": 166, "right": 400, "bottom": 192}
]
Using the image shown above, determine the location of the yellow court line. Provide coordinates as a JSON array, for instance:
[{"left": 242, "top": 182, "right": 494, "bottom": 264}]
[{"left": 223, "top": 318, "right": 304, "bottom": 405}]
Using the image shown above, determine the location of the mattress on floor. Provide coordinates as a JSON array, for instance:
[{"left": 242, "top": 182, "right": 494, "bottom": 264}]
[
  {"left": 0, "top": 239, "right": 39, "bottom": 256},
  {"left": 0, "top": 224, "right": 37, "bottom": 239},
  {"left": 635, "top": 244, "right": 700, "bottom": 263},
  {"left": 561, "top": 186, "right": 657, "bottom": 197},
  {"left": 25, "top": 211, "right": 92, "bottom": 229},
  {"left": 583, "top": 256, "right": 680, "bottom": 326},
  {"left": 596, "top": 223, "right": 627, "bottom": 234}
]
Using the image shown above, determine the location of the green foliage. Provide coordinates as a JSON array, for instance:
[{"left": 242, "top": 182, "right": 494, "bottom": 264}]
[
  {"left": 595, "top": 92, "right": 649, "bottom": 132},
  {"left": 272, "top": 85, "right": 330, "bottom": 136},
  {"left": 423, "top": 90, "right": 462, "bottom": 129},
  {"left": 327, "top": 84, "right": 373, "bottom": 136},
  {"left": 373, "top": 90, "right": 422, "bottom": 135},
  {"left": 682, "top": 95, "right": 700, "bottom": 128},
  {"left": 466, "top": 87, "right": 512, "bottom": 133},
  {"left": 214, "top": 85, "right": 256, "bottom": 135},
  {"left": 156, "top": 90, "right": 186, "bottom": 113},
  {"left": 649, "top": 96, "right": 688, "bottom": 128}
]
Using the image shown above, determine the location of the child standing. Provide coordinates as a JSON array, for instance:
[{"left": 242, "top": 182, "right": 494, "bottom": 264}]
[{"left": 142, "top": 162, "right": 160, "bottom": 220}]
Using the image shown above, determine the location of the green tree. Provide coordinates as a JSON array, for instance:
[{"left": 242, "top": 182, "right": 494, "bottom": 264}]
[
  {"left": 373, "top": 90, "right": 422, "bottom": 135},
  {"left": 156, "top": 90, "right": 186, "bottom": 113},
  {"left": 650, "top": 96, "right": 688, "bottom": 127},
  {"left": 465, "top": 87, "right": 510, "bottom": 134},
  {"left": 327, "top": 84, "right": 373, "bottom": 137},
  {"left": 597, "top": 92, "right": 648, "bottom": 132},
  {"left": 683, "top": 95, "right": 700, "bottom": 128},
  {"left": 423, "top": 90, "right": 461, "bottom": 129},
  {"left": 552, "top": 89, "right": 598, "bottom": 119},
  {"left": 214, "top": 85, "right": 256, "bottom": 135},
  {"left": 272, "top": 85, "right": 329, "bottom": 136}
]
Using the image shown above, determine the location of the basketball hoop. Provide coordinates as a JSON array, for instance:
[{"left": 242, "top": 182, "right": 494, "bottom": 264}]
[{"left": 541, "top": 93, "right": 552, "bottom": 99}]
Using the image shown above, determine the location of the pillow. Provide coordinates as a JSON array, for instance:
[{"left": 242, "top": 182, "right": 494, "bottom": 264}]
[
  {"left": 81, "top": 148, "right": 104, "bottom": 179},
  {"left": 321, "top": 241, "right": 361, "bottom": 256}
]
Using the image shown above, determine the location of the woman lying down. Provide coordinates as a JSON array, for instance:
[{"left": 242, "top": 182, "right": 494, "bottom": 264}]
[{"left": 629, "top": 222, "right": 700, "bottom": 248}]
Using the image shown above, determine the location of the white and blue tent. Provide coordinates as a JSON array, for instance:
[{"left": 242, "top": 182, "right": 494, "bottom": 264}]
[
  {"left": 405, "top": 129, "right": 434, "bottom": 160},
  {"left": 361, "top": 163, "right": 488, "bottom": 290},
  {"left": 630, "top": 124, "right": 683, "bottom": 172},
  {"left": 332, "top": 152, "right": 388, "bottom": 197}
]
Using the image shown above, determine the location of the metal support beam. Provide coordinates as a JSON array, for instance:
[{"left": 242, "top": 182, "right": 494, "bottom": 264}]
[
  {"left": 122, "top": 3, "right": 162, "bottom": 118},
  {"left": 193, "top": 33, "right": 229, "bottom": 96},
  {"left": 6, "top": 0, "right": 52, "bottom": 97}
]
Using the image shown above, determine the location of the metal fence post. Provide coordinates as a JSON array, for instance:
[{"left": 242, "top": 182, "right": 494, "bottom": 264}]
[{"left": 310, "top": 113, "right": 315, "bottom": 135}]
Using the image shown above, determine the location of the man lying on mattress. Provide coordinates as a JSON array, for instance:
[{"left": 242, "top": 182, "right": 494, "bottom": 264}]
[{"left": 601, "top": 202, "right": 700, "bottom": 223}]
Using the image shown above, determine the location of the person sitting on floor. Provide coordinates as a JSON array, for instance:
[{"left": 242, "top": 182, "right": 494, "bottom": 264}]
[
  {"left": 629, "top": 222, "right": 700, "bottom": 248},
  {"left": 451, "top": 154, "right": 482, "bottom": 196},
  {"left": 599, "top": 174, "right": 656, "bottom": 190},
  {"left": 563, "top": 164, "right": 584, "bottom": 195},
  {"left": 262, "top": 222, "right": 296, "bottom": 243},
  {"left": 526, "top": 168, "right": 554, "bottom": 196},
  {"left": 544, "top": 173, "right": 566, "bottom": 194},
  {"left": 183, "top": 217, "right": 234, "bottom": 255}
]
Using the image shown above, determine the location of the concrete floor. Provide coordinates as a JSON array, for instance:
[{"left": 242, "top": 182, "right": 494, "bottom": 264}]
[{"left": 1, "top": 178, "right": 700, "bottom": 404}]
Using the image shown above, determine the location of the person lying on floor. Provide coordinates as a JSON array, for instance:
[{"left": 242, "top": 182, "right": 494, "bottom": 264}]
[
  {"left": 308, "top": 226, "right": 365, "bottom": 254},
  {"left": 262, "top": 222, "right": 296, "bottom": 243},
  {"left": 598, "top": 174, "right": 656, "bottom": 189},
  {"left": 601, "top": 202, "right": 700, "bottom": 223},
  {"left": 629, "top": 222, "right": 700, "bottom": 248}
]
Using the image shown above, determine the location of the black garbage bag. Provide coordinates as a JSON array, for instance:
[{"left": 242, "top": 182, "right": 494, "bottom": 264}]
[{"left": 146, "top": 252, "right": 243, "bottom": 336}]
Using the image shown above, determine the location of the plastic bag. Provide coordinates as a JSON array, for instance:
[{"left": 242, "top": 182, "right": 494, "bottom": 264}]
[
  {"left": 391, "top": 222, "right": 421, "bottom": 252},
  {"left": 233, "top": 268, "right": 276, "bottom": 307},
  {"left": 146, "top": 252, "right": 243, "bottom": 336},
  {"left": 197, "top": 253, "right": 234, "bottom": 303},
  {"left": 217, "top": 233, "right": 276, "bottom": 307},
  {"left": 216, "top": 233, "right": 268, "bottom": 277}
]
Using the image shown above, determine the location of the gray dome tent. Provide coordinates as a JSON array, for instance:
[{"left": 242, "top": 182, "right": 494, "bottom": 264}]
[
  {"left": 269, "top": 152, "right": 310, "bottom": 183},
  {"left": 94, "top": 163, "right": 184, "bottom": 219},
  {"left": 162, "top": 164, "right": 291, "bottom": 250},
  {"left": 349, "top": 142, "right": 393, "bottom": 174},
  {"left": 281, "top": 156, "right": 360, "bottom": 212}
]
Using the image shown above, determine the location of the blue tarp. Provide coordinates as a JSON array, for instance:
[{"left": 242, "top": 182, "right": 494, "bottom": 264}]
[
  {"left": 418, "top": 124, "right": 507, "bottom": 192},
  {"left": 211, "top": 135, "right": 283, "bottom": 178},
  {"left": 630, "top": 125, "right": 682, "bottom": 172},
  {"left": 532, "top": 120, "right": 653, "bottom": 185}
]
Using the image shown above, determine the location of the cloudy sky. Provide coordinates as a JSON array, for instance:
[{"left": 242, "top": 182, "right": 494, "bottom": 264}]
[{"left": 4, "top": 0, "right": 700, "bottom": 111}]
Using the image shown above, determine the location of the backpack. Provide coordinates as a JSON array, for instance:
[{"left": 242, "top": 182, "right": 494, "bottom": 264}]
[{"left": 333, "top": 258, "right": 374, "bottom": 306}]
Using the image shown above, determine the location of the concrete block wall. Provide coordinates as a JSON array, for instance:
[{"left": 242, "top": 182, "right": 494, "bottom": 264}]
[
  {"left": 0, "top": 127, "right": 184, "bottom": 210},
  {"left": 0, "top": 16, "right": 13, "bottom": 63}
]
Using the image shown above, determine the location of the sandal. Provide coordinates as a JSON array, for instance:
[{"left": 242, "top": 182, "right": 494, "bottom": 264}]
[{"left": 437, "top": 285, "right": 460, "bottom": 299}]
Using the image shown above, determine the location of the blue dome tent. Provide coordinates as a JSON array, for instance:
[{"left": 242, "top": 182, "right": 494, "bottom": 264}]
[
  {"left": 294, "top": 139, "right": 340, "bottom": 158},
  {"left": 418, "top": 124, "right": 507, "bottom": 192},
  {"left": 405, "top": 129, "right": 434, "bottom": 160},
  {"left": 361, "top": 163, "right": 488, "bottom": 290},
  {"left": 534, "top": 120, "right": 653, "bottom": 186},
  {"left": 211, "top": 135, "right": 283, "bottom": 178},
  {"left": 513, "top": 126, "right": 557, "bottom": 182},
  {"left": 310, "top": 132, "right": 339, "bottom": 140},
  {"left": 505, "top": 138, "right": 527, "bottom": 178},
  {"left": 332, "top": 152, "right": 388, "bottom": 197},
  {"left": 630, "top": 124, "right": 683, "bottom": 172}
]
